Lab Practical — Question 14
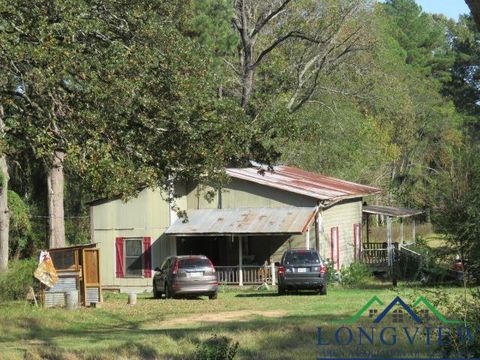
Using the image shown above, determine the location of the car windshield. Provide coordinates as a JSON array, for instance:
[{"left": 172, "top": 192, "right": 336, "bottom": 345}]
[
  {"left": 284, "top": 251, "right": 320, "bottom": 265},
  {"left": 178, "top": 257, "right": 210, "bottom": 268}
]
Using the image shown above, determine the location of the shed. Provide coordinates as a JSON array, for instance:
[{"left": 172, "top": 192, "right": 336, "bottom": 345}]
[{"left": 42, "top": 244, "right": 102, "bottom": 307}]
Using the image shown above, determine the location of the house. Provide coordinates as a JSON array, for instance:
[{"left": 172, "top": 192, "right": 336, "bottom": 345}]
[{"left": 89, "top": 165, "right": 381, "bottom": 292}]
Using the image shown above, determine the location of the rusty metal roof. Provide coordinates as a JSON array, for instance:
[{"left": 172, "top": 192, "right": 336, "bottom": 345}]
[
  {"left": 165, "top": 207, "right": 316, "bottom": 236},
  {"left": 363, "top": 205, "right": 423, "bottom": 218},
  {"left": 226, "top": 166, "right": 381, "bottom": 201}
]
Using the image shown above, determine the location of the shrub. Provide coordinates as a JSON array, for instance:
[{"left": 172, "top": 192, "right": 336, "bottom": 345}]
[
  {"left": 195, "top": 334, "right": 239, "bottom": 360},
  {"left": 0, "top": 258, "right": 38, "bottom": 301},
  {"left": 324, "top": 259, "right": 337, "bottom": 284},
  {"left": 339, "top": 262, "right": 373, "bottom": 287},
  {"left": 437, "top": 288, "right": 480, "bottom": 358}
]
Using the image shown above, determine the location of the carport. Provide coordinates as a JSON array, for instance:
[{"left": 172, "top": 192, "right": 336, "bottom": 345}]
[{"left": 165, "top": 207, "right": 317, "bottom": 285}]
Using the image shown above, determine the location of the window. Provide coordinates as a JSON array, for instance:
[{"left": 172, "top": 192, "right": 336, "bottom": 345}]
[
  {"left": 178, "top": 257, "right": 211, "bottom": 268},
  {"left": 115, "top": 236, "right": 152, "bottom": 278},
  {"left": 124, "top": 238, "right": 143, "bottom": 277},
  {"left": 284, "top": 251, "right": 320, "bottom": 265}
]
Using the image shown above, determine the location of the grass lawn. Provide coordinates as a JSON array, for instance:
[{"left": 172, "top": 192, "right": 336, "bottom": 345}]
[{"left": 0, "top": 284, "right": 470, "bottom": 360}]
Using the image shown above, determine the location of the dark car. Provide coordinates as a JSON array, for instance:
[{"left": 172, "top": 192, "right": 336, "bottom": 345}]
[
  {"left": 153, "top": 255, "right": 218, "bottom": 299},
  {"left": 277, "top": 249, "right": 327, "bottom": 295}
]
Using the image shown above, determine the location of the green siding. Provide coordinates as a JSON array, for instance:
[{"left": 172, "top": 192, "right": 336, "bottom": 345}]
[
  {"left": 91, "top": 180, "right": 364, "bottom": 289},
  {"left": 187, "top": 178, "right": 316, "bottom": 209},
  {"left": 91, "top": 188, "right": 179, "bottom": 288},
  {"left": 319, "top": 200, "right": 363, "bottom": 268}
]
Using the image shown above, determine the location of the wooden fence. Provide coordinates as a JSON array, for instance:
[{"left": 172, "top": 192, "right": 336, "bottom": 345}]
[{"left": 216, "top": 265, "right": 275, "bottom": 285}]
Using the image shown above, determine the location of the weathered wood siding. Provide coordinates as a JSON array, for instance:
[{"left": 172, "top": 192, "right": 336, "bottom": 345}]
[{"left": 91, "top": 187, "right": 186, "bottom": 289}]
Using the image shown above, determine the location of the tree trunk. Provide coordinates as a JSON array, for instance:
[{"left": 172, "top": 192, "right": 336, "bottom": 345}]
[
  {"left": 47, "top": 150, "right": 66, "bottom": 248},
  {"left": 0, "top": 108, "right": 9, "bottom": 272},
  {"left": 465, "top": 0, "right": 480, "bottom": 32},
  {"left": 240, "top": 39, "right": 255, "bottom": 110},
  {"left": 0, "top": 153, "right": 9, "bottom": 272}
]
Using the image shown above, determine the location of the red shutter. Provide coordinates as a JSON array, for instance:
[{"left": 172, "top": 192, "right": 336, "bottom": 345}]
[
  {"left": 353, "top": 224, "right": 361, "bottom": 261},
  {"left": 330, "top": 227, "right": 340, "bottom": 270},
  {"left": 143, "top": 237, "right": 152, "bottom": 278},
  {"left": 115, "top": 237, "right": 124, "bottom": 278},
  {"left": 330, "top": 228, "right": 335, "bottom": 266},
  {"left": 336, "top": 227, "right": 340, "bottom": 270}
]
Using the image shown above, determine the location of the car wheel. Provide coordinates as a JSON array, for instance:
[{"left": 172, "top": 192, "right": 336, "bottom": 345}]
[
  {"left": 319, "top": 284, "right": 327, "bottom": 295},
  {"left": 208, "top": 292, "right": 218, "bottom": 300},
  {"left": 153, "top": 283, "right": 162, "bottom": 299},
  {"left": 165, "top": 282, "right": 172, "bottom": 299},
  {"left": 278, "top": 286, "right": 286, "bottom": 295}
]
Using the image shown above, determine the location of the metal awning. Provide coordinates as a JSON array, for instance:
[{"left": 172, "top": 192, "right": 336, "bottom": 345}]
[
  {"left": 165, "top": 207, "right": 316, "bottom": 236},
  {"left": 363, "top": 205, "right": 423, "bottom": 218}
]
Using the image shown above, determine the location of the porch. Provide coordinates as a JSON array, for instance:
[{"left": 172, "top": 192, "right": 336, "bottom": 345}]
[
  {"left": 361, "top": 205, "right": 423, "bottom": 285},
  {"left": 166, "top": 207, "right": 318, "bottom": 286}
]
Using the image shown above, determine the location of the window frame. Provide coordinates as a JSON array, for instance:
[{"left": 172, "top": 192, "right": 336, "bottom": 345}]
[{"left": 123, "top": 237, "right": 144, "bottom": 278}]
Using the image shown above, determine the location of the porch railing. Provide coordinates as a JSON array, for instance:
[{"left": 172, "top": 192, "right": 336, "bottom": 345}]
[
  {"left": 361, "top": 242, "right": 399, "bottom": 267},
  {"left": 216, "top": 265, "right": 276, "bottom": 285}
]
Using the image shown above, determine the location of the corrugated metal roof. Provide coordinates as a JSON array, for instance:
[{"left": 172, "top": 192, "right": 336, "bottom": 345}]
[
  {"left": 165, "top": 207, "right": 316, "bottom": 236},
  {"left": 226, "top": 166, "right": 381, "bottom": 201},
  {"left": 363, "top": 205, "right": 423, "bottom": 218}
]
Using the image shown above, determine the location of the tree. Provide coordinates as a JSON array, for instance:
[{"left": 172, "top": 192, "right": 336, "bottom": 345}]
[
  {"left": 231, "top": 0, "right": 373, "bottom": 113},
  {"left": 441, "top": 15, "right": 480, "bottom": 139},
  {"left": 432, "top": 146, "right": 480, "bottom": 270},
  {"left": 0, "top": 105, "right": 9, "bottom": 271},
  {"left": 1, "top": 0, "right": 249, "bottom": 253},
  {"left": 465, "top": 0, "right": 480, "bottom": 31}
]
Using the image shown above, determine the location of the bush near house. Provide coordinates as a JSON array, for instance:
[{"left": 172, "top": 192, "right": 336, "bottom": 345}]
[
  {"left": 338, "top": 262, "right": 373, "bottom": 287},
  {"left": 0, "top": 258, "right": 37, "bottom": 301}
]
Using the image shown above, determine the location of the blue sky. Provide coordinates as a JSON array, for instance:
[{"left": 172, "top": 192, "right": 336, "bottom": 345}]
[{"left": 415, "top": 0, "right": 470, "bottom": 20}]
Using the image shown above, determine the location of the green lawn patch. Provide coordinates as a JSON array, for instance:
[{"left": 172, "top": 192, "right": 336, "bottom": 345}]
[{"left": 0, "top": 284, "right": 469, "bottom": 359}]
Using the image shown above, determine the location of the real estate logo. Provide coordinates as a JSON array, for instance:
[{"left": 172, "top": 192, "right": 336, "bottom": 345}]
[{"left": 316, "top": 295, "right": 477, "bottom": 359}]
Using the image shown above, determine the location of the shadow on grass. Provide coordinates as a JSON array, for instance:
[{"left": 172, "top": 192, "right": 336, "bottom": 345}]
[
  {"left": 9, "top": 307, "right": 456, "bottom": 360},
  {"left": 235, "top": 291, "right": 320, "bottom": 298},
  {"left": 145, "top": 295, "right": 210, "bottom": 301}
]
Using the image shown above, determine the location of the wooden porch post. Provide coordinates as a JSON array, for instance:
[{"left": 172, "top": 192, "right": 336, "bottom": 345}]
[
  {"left": 366, "top": 214, "right": 370, "bottom": 245},
  {"left": 305, "top": 228, "right": 310, "bottom": 249},
  {"left": 387, "top": 216, "right": 397, "bottom": 287},
  {"left": 270, "top": 262, "right": 276, "bottom": 285},
  {"left": 412, "top": 219, "right": 416, "bottom": 243},
  {"left": 400, "top": 218, "right": 404, "bottom": 244},
  {"left": 387, "top": 216, "right": 393, "bottom": 267},
  {"left": 315, "top": 210, "right": 320, "bottom": 253},
  {"left": 238, "top": 235, "right": 243, "bottom": 286}
]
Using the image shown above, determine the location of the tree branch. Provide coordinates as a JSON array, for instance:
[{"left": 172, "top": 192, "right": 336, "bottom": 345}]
[
  {"left": 252, "top": 31, "right": 320, "bottom": 68},
  {"left": 251, "top": 0, "right": 292, "bottom": 38}
]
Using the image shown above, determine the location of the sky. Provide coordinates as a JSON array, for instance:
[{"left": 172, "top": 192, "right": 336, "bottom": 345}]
[{"left": 415, "top": 0, "right": 470, "bottom": 20}]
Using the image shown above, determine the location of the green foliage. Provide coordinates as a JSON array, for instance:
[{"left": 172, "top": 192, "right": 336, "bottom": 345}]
[
  {"left": 425, "top": 288, "right": 480, "bottom": 358},
  {"left": 7, "top": 190, "right": 32, "bottom": 258},
  {"left": 339, "top": 263, "right": 373, "bottom": 287},
  {"left": 0, "top": 258, "right": 37, "bottom": 301},
  {"left": 431, "top": 146, "right": 480, "bottom": 270},
  {"left": 195, "top": 334, "right": 239, "bottom": 360},
  {"left": 186, "top": 0, "right": 237, "bottom": 56},
  {"left": 1, "top": 0, "right": 250, "bottom": 203}
]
